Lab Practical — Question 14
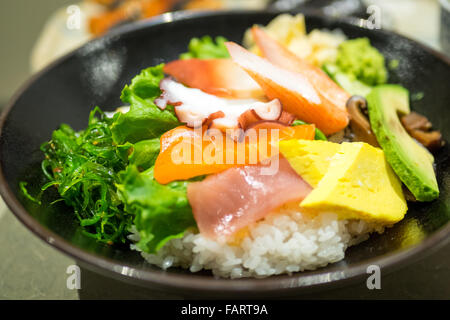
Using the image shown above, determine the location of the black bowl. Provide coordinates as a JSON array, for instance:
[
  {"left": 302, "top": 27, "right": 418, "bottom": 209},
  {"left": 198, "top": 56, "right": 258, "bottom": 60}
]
[{"left": 1, "top": 10, "right": 450, "bottom": 298}]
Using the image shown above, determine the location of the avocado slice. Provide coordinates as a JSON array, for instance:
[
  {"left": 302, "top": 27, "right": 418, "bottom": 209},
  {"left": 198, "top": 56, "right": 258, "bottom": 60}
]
[
  {"left": 322, "top": 63, "right": 373, "bottom": 97},
  {"left": 366, "top": 85, "right": 439, "bottom": 201}
]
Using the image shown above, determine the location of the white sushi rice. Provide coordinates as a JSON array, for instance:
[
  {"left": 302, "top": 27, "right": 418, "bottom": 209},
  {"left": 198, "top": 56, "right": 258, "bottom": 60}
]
[{"left": 129, "top": 203, "right": 385, "bottom": 278}]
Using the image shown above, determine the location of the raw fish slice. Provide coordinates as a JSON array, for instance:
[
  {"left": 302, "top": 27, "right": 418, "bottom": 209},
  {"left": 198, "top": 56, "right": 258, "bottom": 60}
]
[
  {"left": 187, "top": 157, "right": 312, "bottom": 239},
  {"left": 164, "top": 59, "right": 265, "bottom": 99}
]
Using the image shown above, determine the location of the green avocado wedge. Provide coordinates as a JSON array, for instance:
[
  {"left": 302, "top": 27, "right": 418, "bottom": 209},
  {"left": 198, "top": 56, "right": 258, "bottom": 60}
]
[{"left": 366, "top": 85, "right": 439, "bottom": 201}]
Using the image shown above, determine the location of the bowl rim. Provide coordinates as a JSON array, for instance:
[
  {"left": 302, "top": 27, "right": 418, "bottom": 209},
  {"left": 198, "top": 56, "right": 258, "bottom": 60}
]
[{"left": 1, "top": 9, "right": 450, "bottom": 295}]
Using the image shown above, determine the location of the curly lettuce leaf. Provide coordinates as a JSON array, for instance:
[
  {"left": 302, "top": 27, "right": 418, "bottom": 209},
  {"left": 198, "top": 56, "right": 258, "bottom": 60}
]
[
  {"left": 111, "top": 64, "right": 180, "bottom": 144},
  {"left": 117, "top": 166, "right": 197, "bottom": 253},
  {"left": 118, "top": 138, "right": 161, "bottom": 172},
  {"left": 180, "top": 36, "right": 230, "bottom": 60}
]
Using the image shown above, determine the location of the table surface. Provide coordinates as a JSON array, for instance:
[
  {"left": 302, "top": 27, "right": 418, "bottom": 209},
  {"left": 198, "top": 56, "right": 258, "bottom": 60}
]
[{"left": 1, "top": 0, "right": 450, "bottom": 300}]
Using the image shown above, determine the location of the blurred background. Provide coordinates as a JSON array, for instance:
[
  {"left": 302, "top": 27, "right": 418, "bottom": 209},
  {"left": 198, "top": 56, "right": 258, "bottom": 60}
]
[
  {"left": 0, "top": 0, "right": 447, "bottom": 111},
  {"left": 0, "top": 0, "right": 449, "bottom": 299}
]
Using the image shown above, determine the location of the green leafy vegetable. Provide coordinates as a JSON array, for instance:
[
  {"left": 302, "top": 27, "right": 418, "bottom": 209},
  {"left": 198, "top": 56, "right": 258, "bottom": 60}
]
[
  {"left": 40, "top": 107, "right": 133, "bottom": 243},
  {"left": 180, "top": 36, "right": 230, "bottom": 59},
  {"left": 128, "top": 138, "right": 161, "bottom": 171},
  {"left": 111, "top": 64, "right": 180, "bottom": 144},
  {"left": 27, "top": 64, "right": 190, "bottom": 247},
  {"left": 117, "top": 166, "right": 197, "bottom": 253},
  {"left": 292, "top": 120, "right": 327, "bottom": 141}
]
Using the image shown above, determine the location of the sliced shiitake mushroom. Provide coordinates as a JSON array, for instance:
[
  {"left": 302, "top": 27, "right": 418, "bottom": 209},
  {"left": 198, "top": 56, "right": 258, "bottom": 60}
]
[
  {"left": 327, "top": 129, "right": 345, "bottom": 143},
  {"left": 401, "top": 111, "right": 444, "bottom": 151},
  {"left": 400, "top": 111, "right": 432, "bottom": 131},
  {"left": 346, "top": 95, "right": 379, "bottom": 147},
  {"left": 408, "top": 130, "right": 443, "bottom": 151}
]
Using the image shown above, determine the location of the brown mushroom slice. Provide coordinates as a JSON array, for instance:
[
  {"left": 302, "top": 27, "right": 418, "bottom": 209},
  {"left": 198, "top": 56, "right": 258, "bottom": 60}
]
[
  {"left": 401, "top": 112, "right": 444, "bottom": 151},
  {"left": 346, "top": 96, "right": 379, "bottom": 147},
  {"left": 400, "top": 111, "right": 432, "bottom": 131},
  {"left": 327, "top": 129, "right": 345, "bottom": 143},
  {"left": 407, "top": 128, "right": 443, "bottom": 151}
]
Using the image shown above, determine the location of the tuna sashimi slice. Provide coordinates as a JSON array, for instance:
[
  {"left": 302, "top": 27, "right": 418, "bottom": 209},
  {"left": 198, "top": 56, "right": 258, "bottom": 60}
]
[
  {"left": 163, "top": 58, "right": 265, "bottom": 99},
  {"left": 187, "top": 157, "right": 312, "bottom": 239}
]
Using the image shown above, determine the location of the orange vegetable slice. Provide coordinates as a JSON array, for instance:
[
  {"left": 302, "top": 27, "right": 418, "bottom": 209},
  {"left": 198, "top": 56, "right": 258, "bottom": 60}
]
[{"left": 153, "top": 124, "right": 315, "bottom": 184}]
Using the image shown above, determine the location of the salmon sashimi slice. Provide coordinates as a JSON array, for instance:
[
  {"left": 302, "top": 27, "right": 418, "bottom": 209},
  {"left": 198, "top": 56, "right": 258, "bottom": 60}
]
[
  {"left": 163, "top": 59, "right": 265, "bottom": 99},
  {"left": 153, "top": 124, "right": 316, "bottom": 184},
  {"left": 251, "top": 26, "right": 350, "bottom": 111},
  {"left": 225, "top": 42, "right": 349, "bottom": 135},
  {"left": 187, "top": 157, "right": 312, "bottom": 239}
]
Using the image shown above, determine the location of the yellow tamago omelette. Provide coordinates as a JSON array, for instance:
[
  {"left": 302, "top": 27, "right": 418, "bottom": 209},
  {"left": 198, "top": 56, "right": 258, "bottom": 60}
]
[
  {"left": 279, "top": 139, "right": 340, "bottom": 188},
  {"left": 281, "top": 140, "right": 407, "bottom": 224}
]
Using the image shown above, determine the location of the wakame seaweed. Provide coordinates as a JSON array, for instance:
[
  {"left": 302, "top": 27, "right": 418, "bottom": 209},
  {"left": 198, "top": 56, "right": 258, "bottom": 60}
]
[{"left": 39, "top": 107, "right": 133, "bottom": 244}]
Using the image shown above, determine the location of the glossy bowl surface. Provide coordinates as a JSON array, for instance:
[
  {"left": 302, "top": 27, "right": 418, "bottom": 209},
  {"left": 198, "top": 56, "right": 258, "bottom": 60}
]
[{"left": 1, "top": 10, "right": 450, "bottom": 297}]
